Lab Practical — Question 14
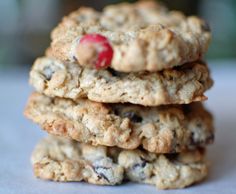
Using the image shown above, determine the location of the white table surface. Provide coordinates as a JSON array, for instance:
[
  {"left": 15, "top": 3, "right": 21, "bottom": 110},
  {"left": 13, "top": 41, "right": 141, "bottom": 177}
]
[{"left": 0, "top": 61, "right": 236, "bottom": 194}]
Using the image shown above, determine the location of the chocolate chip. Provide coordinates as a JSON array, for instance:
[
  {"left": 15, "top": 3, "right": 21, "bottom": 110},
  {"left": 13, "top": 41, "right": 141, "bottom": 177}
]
[
  {"left": 201, "top": 21, "right": 211, "bottom": 32},
  {"left": 131, "top": 158, "right": 148, "bottom": 181},
  {"left": 93, "top": 166, "right": 110, "bottom": 183},
  {"left": 97, "top": 173, "right": 110, "bottom": 182},
  {"left": 73, "top": 55, "right": 78, "bottom": 61},
  {"left": 123, "top": 111, "right": 143, "bottom": 123},
  {"left": 107, "top": 68, "right": 122, "bottom": 77},
  {"left": 132, "top": 159, "right": 147, "bottom": 170},
  {"left": 169, "top": 130, "right": 180, "bottom": 153},
  {"left": 94, "top": 166, "right": 110, "bottom": 170},
  {"left": 42, "top": 66, "right": 54, "bottom": 81}
]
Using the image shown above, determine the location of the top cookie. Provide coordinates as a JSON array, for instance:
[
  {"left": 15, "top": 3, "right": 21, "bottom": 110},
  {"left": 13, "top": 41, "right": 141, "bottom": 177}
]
[{"left": 50, "top": 1, "right": 211, "bottom": 72}]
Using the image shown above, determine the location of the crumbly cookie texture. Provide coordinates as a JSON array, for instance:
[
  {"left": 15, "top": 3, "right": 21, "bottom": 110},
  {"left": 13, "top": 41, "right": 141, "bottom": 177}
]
[
  {"left": 31, "top": 135, "right": 208, "bottom": 189},
  {"left": 29, "top": 57, "right": 213, "bottom": 106},
  {"left": 50, "top": 1, "right": 211, "bottom": 72},
  {"left": 25, "top": 92, "right": 214, "bottom": 153}
]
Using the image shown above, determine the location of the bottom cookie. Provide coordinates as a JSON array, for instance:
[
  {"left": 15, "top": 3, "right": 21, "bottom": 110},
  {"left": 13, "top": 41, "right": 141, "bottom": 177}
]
[{"left": 31, "top": 135, "right": 208, "bottom": 189}]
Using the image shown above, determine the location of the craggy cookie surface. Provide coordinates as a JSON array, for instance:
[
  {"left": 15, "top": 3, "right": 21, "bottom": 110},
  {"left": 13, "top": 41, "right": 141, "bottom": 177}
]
[
  {"left": 29, "top": 57, "right": 213, "bottom": 106},
  {"left": 25, "top": 92, "right": 214, "bottom": 153},
  {"left": 50, "top": 1, "right": 211, "bottom": 72},
  {"left": 31, "top": 135, "right": 208, "bottom": 189}
]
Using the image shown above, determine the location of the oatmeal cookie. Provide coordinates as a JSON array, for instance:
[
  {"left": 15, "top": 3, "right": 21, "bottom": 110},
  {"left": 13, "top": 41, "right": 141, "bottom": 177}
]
[
  {"left": 31, "top": 135, "right": 208, "bottom": 189},
  {"left": 29, "top": 57, "right": 213, "bottom": 106},
  {"left": 25, "top": 92, "right": 214, "bottom": 153},
  {"left": 50, "top": 1, "right": 211, "bottom": 72}
]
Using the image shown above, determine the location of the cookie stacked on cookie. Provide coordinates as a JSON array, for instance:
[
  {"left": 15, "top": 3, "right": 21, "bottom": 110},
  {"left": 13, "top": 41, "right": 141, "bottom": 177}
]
[{"left": 24, "top": 1, "right": 214, "bottom": 190}]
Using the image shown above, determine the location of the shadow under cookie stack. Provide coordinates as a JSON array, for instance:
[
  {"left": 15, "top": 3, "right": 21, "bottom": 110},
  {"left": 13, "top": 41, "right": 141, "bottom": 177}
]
[{"left": 24, "top": 1, "right": 215, "bottom": 190}]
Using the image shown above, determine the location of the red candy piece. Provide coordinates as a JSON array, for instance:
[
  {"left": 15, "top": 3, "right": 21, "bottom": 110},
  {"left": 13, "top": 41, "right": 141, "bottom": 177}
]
[{"left": 79, "top": 34, "right": 113, "bottom": 69}]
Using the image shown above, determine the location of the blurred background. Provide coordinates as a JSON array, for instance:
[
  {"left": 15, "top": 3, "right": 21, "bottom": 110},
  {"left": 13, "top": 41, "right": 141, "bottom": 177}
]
[{"left": 0, "top": 0, "right": 235, "bottom": 69}]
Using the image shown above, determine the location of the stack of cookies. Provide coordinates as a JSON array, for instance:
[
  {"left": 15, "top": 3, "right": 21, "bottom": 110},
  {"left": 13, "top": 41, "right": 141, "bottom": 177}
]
[{"left": 24, "top": 1, "right": 215, "bottom": 190}]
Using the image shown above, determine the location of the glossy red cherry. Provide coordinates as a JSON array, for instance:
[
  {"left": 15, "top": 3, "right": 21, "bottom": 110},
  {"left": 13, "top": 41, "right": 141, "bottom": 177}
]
[{"left": 77, "top": 33, "right": 113, "bottom": 69}]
